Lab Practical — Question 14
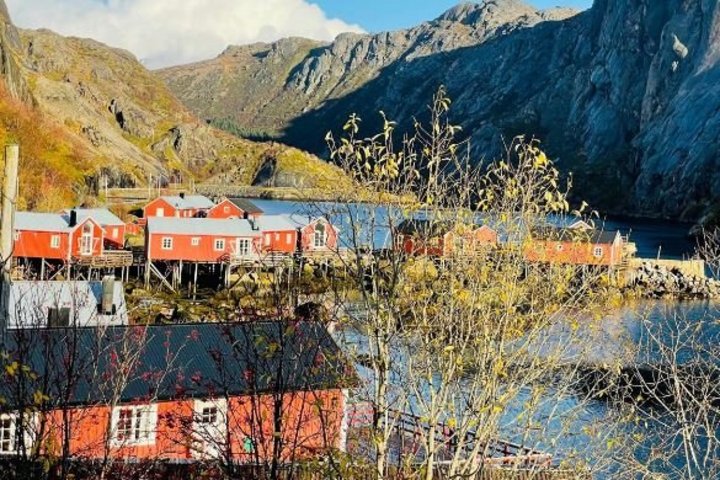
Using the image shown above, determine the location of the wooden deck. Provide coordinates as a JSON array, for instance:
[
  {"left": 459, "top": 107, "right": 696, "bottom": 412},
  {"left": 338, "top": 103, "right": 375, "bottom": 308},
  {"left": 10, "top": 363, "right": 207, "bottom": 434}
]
[{"left": 72, "top": 250, "right": 134, "bottom": 268}]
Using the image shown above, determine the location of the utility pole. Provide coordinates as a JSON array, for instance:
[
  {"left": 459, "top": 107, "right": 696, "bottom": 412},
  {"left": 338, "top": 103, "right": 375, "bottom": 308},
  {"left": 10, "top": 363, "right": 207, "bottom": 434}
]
[{"left": 0, "top": 144, "right": 19, "bottom": 332}]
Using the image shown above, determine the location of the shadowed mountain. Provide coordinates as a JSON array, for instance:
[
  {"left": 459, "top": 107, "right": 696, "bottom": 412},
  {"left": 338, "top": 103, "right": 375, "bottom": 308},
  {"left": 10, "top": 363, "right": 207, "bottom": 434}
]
[{"left": 162, "top": 0, "right": 720, "bottom": 221}]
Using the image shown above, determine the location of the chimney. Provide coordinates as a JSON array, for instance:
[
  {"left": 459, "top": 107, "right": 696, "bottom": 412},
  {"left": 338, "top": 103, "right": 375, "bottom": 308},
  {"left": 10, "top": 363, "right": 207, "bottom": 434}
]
[
  {"left": 68, "top": 209, "right": 78, "bottom": 228},
  {"left": 179, "top": 192, "right": 186, "bottom": 199},
  {"left": 1, "top": 144, "right": 19, "bottom": 273},
  {"left": 100, "top": 275, "right": 116, "bottom": 316},
  {"left": 249, "top": 218, "right": 259, "bottom": 231}
]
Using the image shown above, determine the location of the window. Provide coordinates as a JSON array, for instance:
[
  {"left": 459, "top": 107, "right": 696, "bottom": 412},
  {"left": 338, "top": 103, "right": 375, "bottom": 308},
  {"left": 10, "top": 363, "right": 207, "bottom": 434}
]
[
  {"left": 236, "top": 238, "right": 250, "bottom": 257},
  {"left": 200, "top": 407, "right": 218, "bottom": 425},
  {"left": 555, "top": 244, "right": 564, "bottom": 252},
  {"left": 313, "top": 224, "right": 326, "bottom": 249},
  {"left": 274, "top": 233, "right": 280, "bottom": 241},
  {"left": 47, "top": 308, "right": 70, "bottom": 328},
  {"left": 156, "top": 207, "right": 164, "bottom": 217},
  {"left": 50, "top": 235, "right": 61, "bottom": 249},
  {"left": 191, "top": 237, "right": 200, "bottom": 247},
  {"left": 223, "top": 205, "right": 230, "bottom": 213},
  {"left": 286, "top": 233, "right": 292, "bottom": 244},
  {"left": 214, "top": 239, "right": 225, "bottom": 251},
  {"left": 0, "top": 415, "right": 14, "bottom": 454},
  {"left": 111, "top": 228, "right": 119, "bottom": 239},
  {"left": 111, "top": 405, "right": 157, "bottom": 446},
  {"left": 264, "top": 233, "right": 271, "bottom": 245},
  {"left": 593, "top": 246, "right": 604, "bottom": 257},
  {"left": 161, "top": 237, "right": 173, "bottom": 250}
]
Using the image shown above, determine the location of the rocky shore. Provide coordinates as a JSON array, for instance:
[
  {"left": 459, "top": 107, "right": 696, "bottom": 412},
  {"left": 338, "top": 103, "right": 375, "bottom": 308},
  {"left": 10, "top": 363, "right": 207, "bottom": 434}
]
[{"left": 629, "top": 262, "right": 720, "bottom": 299}]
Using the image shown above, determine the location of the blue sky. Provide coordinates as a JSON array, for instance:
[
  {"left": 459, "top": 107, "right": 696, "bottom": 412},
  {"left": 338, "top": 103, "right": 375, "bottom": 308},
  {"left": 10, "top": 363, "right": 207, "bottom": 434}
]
[{"left": 314, "top": 0, "right": 593, "bottom": 33}]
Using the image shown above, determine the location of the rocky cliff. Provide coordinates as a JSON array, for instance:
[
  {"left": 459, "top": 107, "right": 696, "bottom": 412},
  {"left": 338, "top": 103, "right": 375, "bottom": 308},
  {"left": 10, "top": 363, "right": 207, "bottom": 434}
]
[
  {"left": 0, "top": 1, "right": 346, "bottom": 211},
  {"left": 160, "top": 0, "right": 720, "bottom": 221}
]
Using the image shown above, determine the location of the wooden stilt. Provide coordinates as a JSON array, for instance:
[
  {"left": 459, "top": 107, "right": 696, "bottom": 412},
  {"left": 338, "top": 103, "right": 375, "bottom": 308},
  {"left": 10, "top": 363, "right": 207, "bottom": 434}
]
[
  {"left": 40, "top": 259, "right": 45, "bottom": 281},
  {"left": 193, "top": 262, "right": 198, "bottom": 300}
]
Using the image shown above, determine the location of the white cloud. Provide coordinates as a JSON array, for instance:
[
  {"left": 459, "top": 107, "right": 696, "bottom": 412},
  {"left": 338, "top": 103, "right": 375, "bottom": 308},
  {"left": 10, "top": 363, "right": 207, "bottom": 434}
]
[{"left": 6, "top": 0, "right": 364, "bottom": 68}]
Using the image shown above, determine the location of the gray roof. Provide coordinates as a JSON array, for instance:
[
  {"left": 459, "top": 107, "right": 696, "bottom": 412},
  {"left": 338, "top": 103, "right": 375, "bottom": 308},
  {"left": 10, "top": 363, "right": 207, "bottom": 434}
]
[
  {"left": 287, "top": 213, "right": 336, "bottom": 230},
  {"left": 533, "top": 227, "right": 620, "bottom": 245},
  {"left": 256, "top": 214, "right": 297, "bottom": 232},
  {"left": 6, "top": 280, "right": 127, "bottom": 329},
  {"left": 147, "top": 217, "right": 261, "bottom": 237},
  {"left": 15, "top": 212, "right": 72, "bottom": 233},
  {"left": 159, "top": 195, "right": 214, "bottom": 210},
  {"left": 1, "top": 321, "right": 352, "bottom": 407},
  {"left": 62, "top": 208, "right": 124, "bottom": 226},
  {"left": 227, "top": 198, "right": 263, "bottom": 215}
]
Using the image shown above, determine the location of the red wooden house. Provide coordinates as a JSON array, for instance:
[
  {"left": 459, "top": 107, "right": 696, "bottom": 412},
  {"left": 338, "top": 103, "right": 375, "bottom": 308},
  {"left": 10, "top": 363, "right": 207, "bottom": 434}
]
[
  {"left": 396, "top": 219, "right": 498, "bottom": 257},
  {"left": 290, "top": 215, "right": 340, "bottom": 253},
  {"left": 257, "top": 215, "right": 298, "bottom": 254},
  {"left": 62, "top": 208, "right": 126, "bottom": 249},
  {"left": 523, "top": 227, "right": 624, "bottom": 267},
  {"left": 207, "top": 198, "right": 264, "bottom": 220},
  {"left": 144, "top": 194, "right": 214, "bottom": 219},
  {"left": 14, "top": 211, "right": 104, "bottom": 262},
  {"left": 0, "top": 321, "right": 353, "bottom": 465},
  {"left": 146, "top": 217, "right": 262, "bottom": 263}
]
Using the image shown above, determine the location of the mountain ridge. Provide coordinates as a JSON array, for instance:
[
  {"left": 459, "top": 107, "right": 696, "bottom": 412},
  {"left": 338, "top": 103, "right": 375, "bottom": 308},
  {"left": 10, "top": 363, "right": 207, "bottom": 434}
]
[{"left": 160, "top": 0, "right": 720, "bottom": 221}]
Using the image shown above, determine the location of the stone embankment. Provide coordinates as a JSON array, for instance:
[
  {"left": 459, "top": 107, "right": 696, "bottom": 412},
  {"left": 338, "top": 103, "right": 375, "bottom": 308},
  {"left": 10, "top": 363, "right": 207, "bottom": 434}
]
[{"left": 629, "top": 261, "right": 720, "bottom": 299}]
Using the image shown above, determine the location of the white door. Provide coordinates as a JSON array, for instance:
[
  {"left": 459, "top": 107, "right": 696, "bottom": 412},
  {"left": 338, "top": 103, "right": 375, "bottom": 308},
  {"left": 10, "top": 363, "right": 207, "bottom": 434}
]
[{"left": 236, "top": 238, "right": 250, "bottom": 258}]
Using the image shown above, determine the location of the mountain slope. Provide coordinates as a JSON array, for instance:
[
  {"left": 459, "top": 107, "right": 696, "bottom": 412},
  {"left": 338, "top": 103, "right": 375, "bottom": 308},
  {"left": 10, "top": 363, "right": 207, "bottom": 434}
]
[
  {"left": 158, "top": 0, "right": 577, "bottom": 139},
  {"left": 160, "top": 0, "right": 720, "bottom": 221},
  {"left": 0, "top": 2, "right": 348, "bottom": 211}
]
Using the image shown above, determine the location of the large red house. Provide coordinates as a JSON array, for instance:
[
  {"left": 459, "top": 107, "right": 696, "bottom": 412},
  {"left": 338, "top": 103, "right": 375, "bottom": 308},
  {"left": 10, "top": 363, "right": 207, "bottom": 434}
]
[
  {"left": 0, "top": 321, "right": 353, "bottom": 466},
  {"left": 144, "top": 194, "right": 214, "bottom": 219},
  {"left": 14, "top": 211, "right": 105, "bottom": 262},
  {"left": 62, "top": 208, "right": 126, "bottom": 249},
  {"left": 146, "top": 217, "right": 262, "bottom": 263},
  {"left": 523, "top": 227, "right": 624, "bottom": 267},
  {"left": 396, "top": 219, "right": 498, "bottom": 257},
  {"left": 207, "top": 198, "right": 264, "bottom": 220}
]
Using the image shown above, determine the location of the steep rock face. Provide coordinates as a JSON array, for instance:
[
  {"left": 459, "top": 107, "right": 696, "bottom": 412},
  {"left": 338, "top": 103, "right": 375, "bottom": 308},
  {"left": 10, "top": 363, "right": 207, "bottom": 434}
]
[
  {"left": 159, "top": 0, "right": 576, "bottom": 138},
  {"left": 161, "top": 0, "right": 720, "bottom": 221},
  {"left": 0, "top": 0, "right": 28, "bottom": 101}
]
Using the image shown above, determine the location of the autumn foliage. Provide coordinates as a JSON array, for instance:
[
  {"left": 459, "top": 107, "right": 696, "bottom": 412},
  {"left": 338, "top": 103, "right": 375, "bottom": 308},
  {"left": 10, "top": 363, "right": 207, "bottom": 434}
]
[{"left": 0, "top": 82, "right": 92, "bottom": 211}]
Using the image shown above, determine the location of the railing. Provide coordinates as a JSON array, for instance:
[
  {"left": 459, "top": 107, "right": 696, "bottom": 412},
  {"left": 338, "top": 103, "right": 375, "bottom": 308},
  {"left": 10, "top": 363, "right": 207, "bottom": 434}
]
[
  {"left": 348, "top": 403, "right": 552, "bottom": 469},
  {"left": 72, "top": 250, "right": 134, "bottom": 268}
]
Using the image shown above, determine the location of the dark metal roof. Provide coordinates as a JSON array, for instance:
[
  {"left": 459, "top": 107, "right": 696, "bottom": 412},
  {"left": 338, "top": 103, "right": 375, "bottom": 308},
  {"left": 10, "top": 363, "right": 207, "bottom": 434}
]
[
  {"left": 397, "top": 219, "right": 454, "bottom": 237},
  {"left": 227, "top": 198, "right": 264, "bottom": 215},
  {"left": 0, "top": 321, "right": 353, "bottom": 409}
]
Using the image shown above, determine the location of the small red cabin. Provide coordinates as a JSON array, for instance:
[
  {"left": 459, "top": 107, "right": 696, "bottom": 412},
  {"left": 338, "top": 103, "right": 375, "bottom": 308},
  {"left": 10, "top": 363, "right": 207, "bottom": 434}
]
[
  {"left": 396, "top": 219, "right": 498, "bottom": 257},
  {"left": 257, "top": 215, "right": 298, "bottom": 254},
  {"left": 146, "top": 218, "right": 262, "bottom": 263},
  {"left": 14, "top": 211, "right": 104, "bottom": 261},
  {"left": 523, "top": 228, "right": 624, "bottom": 267},
  {"left": 207, "top": 198, "right": 264, "bottom": 220},
  {"left": 62, "top": 208, "right": 126, "bottom": 249},
  {"left": 144, "top": 194, "right": 214, "bottom": 219},
  {"left": 290, "top": 216, "right": 340, "bottom": 253}
]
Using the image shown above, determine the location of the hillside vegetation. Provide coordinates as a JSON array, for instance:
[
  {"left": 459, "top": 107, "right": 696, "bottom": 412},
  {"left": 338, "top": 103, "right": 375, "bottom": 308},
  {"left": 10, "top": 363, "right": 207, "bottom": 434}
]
[{"left": 0, "top": 3, "right": 350, "bottom": 211}]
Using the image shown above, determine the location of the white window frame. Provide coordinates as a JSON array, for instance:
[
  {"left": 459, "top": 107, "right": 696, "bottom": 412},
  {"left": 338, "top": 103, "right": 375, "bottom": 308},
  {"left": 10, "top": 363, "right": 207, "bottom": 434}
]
[
  {"left": 223, "top": 205, "right": 230, "bottom": 213},
  {"left": 593, "top": 246, "right": 604, "bottom": 258},
  {"left": 313, "top": 226, "right": 327, "bottom": 249},
  {"left": 555, "top": 244, "right": 564, "bottom": 252},
  {"left": 286, "top": 233, "right": 293, "bottom": 244},
  {"left": 110, "top": 405, "right": 158, "bottom": 447},
  {"left": 264, "top": 233, "right": 271, "bottom": 245},
  {"left": 111, "top": 227, "right": 119, "bottom": 239},
  {"left": 192, "top": 399, "right": 227, "bottom": 459},
  {"left": 191, "top": 237, "right": 201, "bottom": 247},
  {"left": 161, "top": 237, "right": 173, "bottom": 250},
  {"left": 156, "top": 207, "right": 165, "bottom": 217},
  {"left": 0, "top": 412, "right": 37, "bottom": 455},
  {"left": 50, "top": 234, "right": 61, "bottom": 249},
  {"left": 236, "top": 238, "right": 251, "bottom": 257},
  {"left": 214, "top": 239, "right": 225, "bottom": 251}
]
